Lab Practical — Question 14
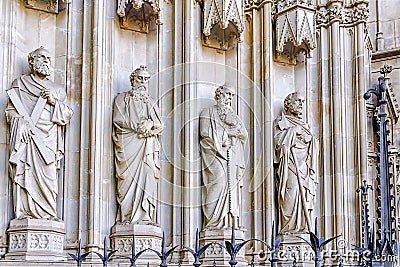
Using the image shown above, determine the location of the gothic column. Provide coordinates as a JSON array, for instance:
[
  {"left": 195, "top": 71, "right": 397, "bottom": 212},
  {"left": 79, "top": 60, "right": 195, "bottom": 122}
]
[{"left": 316, "top": 0, "right": 371, "bottom": 255}]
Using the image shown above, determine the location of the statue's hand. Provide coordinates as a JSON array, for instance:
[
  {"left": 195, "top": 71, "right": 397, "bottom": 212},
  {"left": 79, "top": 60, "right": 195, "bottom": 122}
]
[
  {"left": 41, "top": 89, "right": 56, "bottom": 106},
  {"left": 21, "top": 121, "right": 34, "bottom": 143}
]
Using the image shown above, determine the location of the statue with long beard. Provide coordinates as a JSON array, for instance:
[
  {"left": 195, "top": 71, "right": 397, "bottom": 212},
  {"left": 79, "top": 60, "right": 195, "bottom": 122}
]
[{"left": 5, "top": 47, "right": 73, "bottom": 220}]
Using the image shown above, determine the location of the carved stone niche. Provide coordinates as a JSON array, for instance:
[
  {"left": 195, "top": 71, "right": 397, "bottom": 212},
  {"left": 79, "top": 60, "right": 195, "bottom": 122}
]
[
  {"left": 197, "top": 0, "right": 245, "bottom": 51},
  {"left": 117, "top": 0, "right": 162, "bottom": 33},
  {"left": 24, "top": 0, "right": 68, "bottom": 14},
  {"left": 274, "top": 0, "right": 317, "bottom": 64}
]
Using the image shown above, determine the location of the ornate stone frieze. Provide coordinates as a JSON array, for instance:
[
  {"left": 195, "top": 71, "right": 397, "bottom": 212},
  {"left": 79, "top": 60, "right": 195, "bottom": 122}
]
[
  {"left": 6, "top": 219, "right": 65, "bottom": 261},
  {"left": 24, "top": 0, "right": 69, "bottom": 14},
  {"left": 274, "top": 0, "right": 316, "bottom": 62},
  {"left": 200, "top": 228, "right": 246, "bottom": 266},
  {"left": 111, "top": 223, "right": 163, "bottom": 265},
  {"left": 316, "top": 4, "right": 369, "bottom": 27},
  {"left": 114, "top": 237, "right": 161, "bottom": 253},
  {"left": 117, "top": 0, "right": 162, "bottom": 33},
  {"left": 198, "top": 0, "right": 245, "bottom": 50}
]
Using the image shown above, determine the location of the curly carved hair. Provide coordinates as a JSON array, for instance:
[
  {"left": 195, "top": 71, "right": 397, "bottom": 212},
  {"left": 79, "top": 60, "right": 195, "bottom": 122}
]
[
  {"left": 129, "top": 65, "right": 150, "bottom": 86},
  {"left": 284, "top": 92, "right": 303, "bottom": 112},
  {"left": 28, "top": 46, "right": 50, "bottom": 72},
  {"left": 214, "top": 84, "right": 236, "bottom": 101}
]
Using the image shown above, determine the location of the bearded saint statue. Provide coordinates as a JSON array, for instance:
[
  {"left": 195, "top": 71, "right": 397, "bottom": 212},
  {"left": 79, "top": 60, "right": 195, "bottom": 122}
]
[
  {"left": 5, "top": 47, "right": 73, "bottom": 220},
  {"left": 274, "top": 92, "right": 319, "bottom": 234},
  {"left": 200, "top": 85, "right": 248, "bottom": 229},
  {"left": 113, "top": 65, "right": 164, "bottom": 224}
]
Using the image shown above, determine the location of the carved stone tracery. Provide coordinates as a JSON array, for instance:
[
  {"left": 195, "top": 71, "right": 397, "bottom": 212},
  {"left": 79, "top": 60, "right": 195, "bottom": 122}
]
[{"left": 274, "top": 0, "right": 317, "bottom": 61}]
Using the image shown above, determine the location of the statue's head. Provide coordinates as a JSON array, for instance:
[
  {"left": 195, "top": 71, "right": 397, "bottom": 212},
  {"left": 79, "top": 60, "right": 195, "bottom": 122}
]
[
  {"left": 130, "top": 65, "right": 151, "bottom": 91},
  {"left": 284, "top": 92, "right": 304, "bottom": 118},
  {"left": 28, "top": 46, "right": 51, "bottom": 78},
  {"left": 215, "top": 84, "right": 235, "bottom": 108}
]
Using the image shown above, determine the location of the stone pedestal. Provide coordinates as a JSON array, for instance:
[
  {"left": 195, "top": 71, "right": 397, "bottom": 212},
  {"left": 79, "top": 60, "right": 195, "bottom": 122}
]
[
  {"left": 277, "top": 234, "right": 314, "bottom": 267},
  {"left": 5, "top": 218, "right": 66, "bottom": 261},
  {"left": 199, "top": 228, "right": 247, "bottom": 267},
  {"left": 111, "top": 223, "right": 163, "bottom": 265}
]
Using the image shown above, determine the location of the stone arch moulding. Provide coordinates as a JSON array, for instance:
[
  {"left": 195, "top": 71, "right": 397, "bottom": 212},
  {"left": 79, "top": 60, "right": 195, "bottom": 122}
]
[
  {"left": 197, "top": 0, "right": 245, "bottom": 51},
  {"left": 117, "top": 0, "right": 163, "bottom": 33},
  {"left": 24, "top": 0, "right": 69, "bottom": 14}
]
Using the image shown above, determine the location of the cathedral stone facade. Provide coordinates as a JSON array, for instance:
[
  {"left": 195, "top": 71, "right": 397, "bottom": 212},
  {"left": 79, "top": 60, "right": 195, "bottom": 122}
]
[{"left": 0, "top": 0, "right": 399, "bottom": 266}]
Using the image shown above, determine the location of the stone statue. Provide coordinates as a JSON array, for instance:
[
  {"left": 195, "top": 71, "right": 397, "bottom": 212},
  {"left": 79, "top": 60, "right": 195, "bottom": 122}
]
[
  {"left": 5, "top": 47, "right": 73, "bottom": 220},
  {"left": 274, "top": 92, "right": 318, "bottom": 234},
  {"left": 113, "top": 65, "right": 164, "bottom": 224},
  {"left": 200, "top": 85, "right": 247, "bottom": 229}
]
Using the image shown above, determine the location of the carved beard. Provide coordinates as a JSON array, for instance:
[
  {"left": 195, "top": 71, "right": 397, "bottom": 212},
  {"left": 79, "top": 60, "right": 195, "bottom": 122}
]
[
  {"left": 33, "top": 62, "right": 51, "bottom": 77},
  {"left": 288, "top": 105, "right": 302, "bottom": 118}
]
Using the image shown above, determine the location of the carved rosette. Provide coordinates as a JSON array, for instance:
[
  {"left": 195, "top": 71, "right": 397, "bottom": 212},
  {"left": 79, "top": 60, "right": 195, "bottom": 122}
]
[
  {"left": 117, "top": 0, "right": 162, "bottom": 33},
  {"left": 24, "top": 0, "right": 68, "bottom": 14},
  {"left": 199, "top": 0, "right": 245, "bottom": 50},
  {"left": 274, "top": 0, "right": 317, "bottom": 61}
]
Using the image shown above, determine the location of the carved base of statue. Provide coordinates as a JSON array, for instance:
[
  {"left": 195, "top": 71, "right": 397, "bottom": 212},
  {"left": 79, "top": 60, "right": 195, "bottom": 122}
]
[
  {"left": 200, "top": 228, "right": 247, "bottom": 267},
  {"left": 5, "top": 218, "right": 65, "bottom": 261},
  {"left": 276, "top": 234, "right": 314, "bottom": 267},
  {"left": 111, "top": 223, "right": 162, "bottom": 264}
]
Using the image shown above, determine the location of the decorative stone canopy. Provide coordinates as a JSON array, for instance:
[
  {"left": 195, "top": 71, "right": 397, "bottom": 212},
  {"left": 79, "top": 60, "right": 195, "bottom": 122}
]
[
  {"left": 274, "top": 0, "right": 317, "bottom": 61},
  {"left": 117, "top": 0, "right": 162, "bottom": 33},
  {"left": 24, "top": 0, "right": 68, "bottom": 13},
  {"left": 198, "top": 0, "right": 245, "bottom": 50}
]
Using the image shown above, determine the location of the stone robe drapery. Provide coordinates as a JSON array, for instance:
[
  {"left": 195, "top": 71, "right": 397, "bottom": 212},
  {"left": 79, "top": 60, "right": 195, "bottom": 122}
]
[
  {"left": 5, "top": 74, "right": 73, "bottom": 219},
  {"left": 200, "top": 106, "right": 247, "bottom": 229},
  {"left": 113, "top": 92, "right": 163, "bottom": 224},
  {"left": 274, "top": 113, "right": 318, "bottom": 233}
]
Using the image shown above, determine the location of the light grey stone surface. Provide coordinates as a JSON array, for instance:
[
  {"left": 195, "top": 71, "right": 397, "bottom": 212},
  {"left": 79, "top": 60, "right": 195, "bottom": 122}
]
[
  {"left": 200, "top": 85, "right": 248, "bottom": 229},
  {"left": 274, "top": 93, "right": 318, "bottom": 234},
  {"left": 5, "top": 47, "right": 73, "bottom": 220},
  {"left": 113, "top": 66, "right": 163, "bottom": 225},
  {"left": 0, "top": 0, "right": 395, "bottom": 266}
]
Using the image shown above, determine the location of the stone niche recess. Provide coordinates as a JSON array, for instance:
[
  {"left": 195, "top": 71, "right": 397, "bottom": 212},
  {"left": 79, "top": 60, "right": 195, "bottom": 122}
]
[
  {"left": 274, "top": 0, "right": 317, "bottom": 63},
  {"left": 24, "top": 0, "right": 68, "bottom": 14},
  {"left": 197, "top": 0, "right": 245, "bottom": 51},
  {"left": 117, "top": 0, "right": 163, "bottom": 33}
]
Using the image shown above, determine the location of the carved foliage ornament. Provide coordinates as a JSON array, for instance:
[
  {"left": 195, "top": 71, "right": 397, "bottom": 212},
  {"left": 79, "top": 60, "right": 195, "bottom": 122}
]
[
  {"left": 316, "top": 4, "right": 369, "bottom": 27},
  {"left": 244, "top": 0, "right": 267, "bottom": 11},
  {"left": 117, "top": 0, "right": 162, "bottom": 33},
  {"left": 274, "top": 0, "right": 316, "bottom": 60},
  {"left": 199, "top": 0, "right": 245, "bottom": 50}
]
